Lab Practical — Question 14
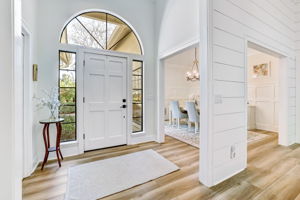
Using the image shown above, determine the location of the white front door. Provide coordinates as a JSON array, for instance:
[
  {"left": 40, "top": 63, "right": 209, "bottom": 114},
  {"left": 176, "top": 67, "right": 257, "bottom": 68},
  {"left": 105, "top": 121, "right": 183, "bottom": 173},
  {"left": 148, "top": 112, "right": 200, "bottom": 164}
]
[{"left": 83, "top": 52, "right": 127, "bottom": 151}]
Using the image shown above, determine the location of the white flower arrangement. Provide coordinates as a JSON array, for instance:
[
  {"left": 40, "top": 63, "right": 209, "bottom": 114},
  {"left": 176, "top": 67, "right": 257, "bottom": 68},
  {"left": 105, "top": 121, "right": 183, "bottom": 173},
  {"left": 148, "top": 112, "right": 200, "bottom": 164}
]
[{"left": 35, "top": 87, "right": 61, "bottom": 119}]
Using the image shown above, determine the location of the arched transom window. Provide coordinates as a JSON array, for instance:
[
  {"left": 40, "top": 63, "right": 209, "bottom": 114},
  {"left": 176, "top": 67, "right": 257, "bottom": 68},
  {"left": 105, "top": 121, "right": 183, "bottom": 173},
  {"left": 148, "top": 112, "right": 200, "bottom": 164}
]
[{"left": 60, "top": 12, "right": 143, "bottom": 55}]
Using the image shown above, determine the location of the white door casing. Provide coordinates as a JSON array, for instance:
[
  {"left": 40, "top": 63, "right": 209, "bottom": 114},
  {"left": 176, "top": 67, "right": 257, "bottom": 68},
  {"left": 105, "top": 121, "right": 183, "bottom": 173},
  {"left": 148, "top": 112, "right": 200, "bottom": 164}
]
[{"left": 83, "top": 53, "right": 127, "bottom": 151}]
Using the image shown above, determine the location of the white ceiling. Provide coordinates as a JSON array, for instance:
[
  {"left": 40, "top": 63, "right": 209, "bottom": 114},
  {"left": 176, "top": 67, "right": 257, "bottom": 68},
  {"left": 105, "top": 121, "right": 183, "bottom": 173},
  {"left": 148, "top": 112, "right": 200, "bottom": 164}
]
[{"left": 164, "top": 47, "right": 198, "bottom": 66}]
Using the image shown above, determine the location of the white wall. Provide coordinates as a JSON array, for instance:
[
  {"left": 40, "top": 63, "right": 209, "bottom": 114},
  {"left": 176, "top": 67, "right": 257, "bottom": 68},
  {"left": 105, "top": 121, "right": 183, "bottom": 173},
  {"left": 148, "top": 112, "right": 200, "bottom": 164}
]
[
  {"left": 165, "top": 63, "right": 200, "bottom": 101},
  {"left": 158, "top": 0, "right": 200, "bottom": 57},
  {"left": 200, "top": 0, "right": 297, "bottom": 186},
  {"left": 248, "top": 51, "right": 280, "bottom": 132},
  {"left": 0, "top": 1, "right": 14, "bottom": 199},
  {"left": 0, "top": 0, "right": 23, "bottom": 199},
  {"left": 295, "top": 2, "right": 300, "bottom": 143},
  {"left": 164, "top": 63, "right": 200, "bottom": 119},
  {"left": 34, "top": 0, "right": 157, "bottom": 160}
]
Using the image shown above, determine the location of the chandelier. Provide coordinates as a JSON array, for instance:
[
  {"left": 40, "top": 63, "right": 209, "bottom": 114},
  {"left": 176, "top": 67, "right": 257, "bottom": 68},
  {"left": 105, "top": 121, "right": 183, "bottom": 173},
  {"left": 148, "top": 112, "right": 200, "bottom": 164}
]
[{"left": 186, "top": 48, "right": 200, "bottom": 81}]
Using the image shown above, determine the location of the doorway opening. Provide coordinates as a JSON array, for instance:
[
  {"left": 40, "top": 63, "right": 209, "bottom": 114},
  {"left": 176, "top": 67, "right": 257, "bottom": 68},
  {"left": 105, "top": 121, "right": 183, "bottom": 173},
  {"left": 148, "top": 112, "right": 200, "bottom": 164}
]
[
  {"left": 159, "top": 44, "right": 200, "bottom": 147},
  {"left": 246, "top": 42, "right": 286, "bottom": 147}
]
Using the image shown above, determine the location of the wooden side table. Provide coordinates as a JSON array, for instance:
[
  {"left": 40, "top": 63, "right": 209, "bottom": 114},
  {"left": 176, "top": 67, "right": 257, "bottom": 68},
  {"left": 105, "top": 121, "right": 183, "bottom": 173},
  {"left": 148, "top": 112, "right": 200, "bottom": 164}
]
[{"left": 39, "top": 118, "right": 64, "bottom": 170}]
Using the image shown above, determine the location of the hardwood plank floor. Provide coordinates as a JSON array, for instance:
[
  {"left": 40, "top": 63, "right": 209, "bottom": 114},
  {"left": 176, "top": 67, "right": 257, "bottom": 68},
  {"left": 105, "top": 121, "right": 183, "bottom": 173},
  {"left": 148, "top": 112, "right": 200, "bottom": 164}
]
[{"left": 23, "top": 131, "right": 300, "bottom": 200}]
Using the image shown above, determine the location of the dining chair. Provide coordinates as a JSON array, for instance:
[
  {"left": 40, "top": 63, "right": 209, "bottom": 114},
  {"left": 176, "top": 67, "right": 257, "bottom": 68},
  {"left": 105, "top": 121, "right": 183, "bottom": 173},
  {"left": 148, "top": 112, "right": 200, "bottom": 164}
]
[
  {"left": 186, "top": 102, "right": 200, "bottom": 133},
  {"left": 169, "top": 101, "right": 188, "bottom": 129}
]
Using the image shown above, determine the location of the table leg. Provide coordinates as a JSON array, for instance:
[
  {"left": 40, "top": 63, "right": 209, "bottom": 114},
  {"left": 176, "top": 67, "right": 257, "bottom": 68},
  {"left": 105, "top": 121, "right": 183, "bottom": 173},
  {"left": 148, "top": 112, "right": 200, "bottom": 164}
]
[
  {"left": 58, "top": 123, "right": 64, "bottom": 160},
  {"left": 55, "top": 123, "right": 62, "bottom": 167},
  {"left": 41, "top": 124, "right": 49, "bottom": 170}
]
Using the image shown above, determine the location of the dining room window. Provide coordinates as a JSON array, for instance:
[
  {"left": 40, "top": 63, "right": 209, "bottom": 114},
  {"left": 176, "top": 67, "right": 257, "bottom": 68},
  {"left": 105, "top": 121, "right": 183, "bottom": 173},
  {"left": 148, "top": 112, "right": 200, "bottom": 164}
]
[
  {"left": 58, "top": 51, "right": 77, "bottom": 142},
  {"left": 132, "top": 61, "right": 143, "bottom": 133}
]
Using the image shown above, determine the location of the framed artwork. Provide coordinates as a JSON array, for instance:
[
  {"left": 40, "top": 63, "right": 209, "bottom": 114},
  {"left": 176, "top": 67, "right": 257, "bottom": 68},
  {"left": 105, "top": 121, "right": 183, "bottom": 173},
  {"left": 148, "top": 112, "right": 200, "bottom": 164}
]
[{"left": 253, "top": 62, "right": 271, "bottom": 78}]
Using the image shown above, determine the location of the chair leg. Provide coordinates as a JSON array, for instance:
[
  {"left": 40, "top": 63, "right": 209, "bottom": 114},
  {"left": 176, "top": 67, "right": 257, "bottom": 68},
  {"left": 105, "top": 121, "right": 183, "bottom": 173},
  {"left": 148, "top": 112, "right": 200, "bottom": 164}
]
[
  {"left": 177, "top": 118, "right": 180, "bottom": 129},
  {"left": 188, "top": 122, "right": 191, "bottom": 131},
  {"left": 195, "top": 122, "right": 199, "bottom": 134},
  {"left": 169, "top": 110, "right": 172, "bottom": 126}
]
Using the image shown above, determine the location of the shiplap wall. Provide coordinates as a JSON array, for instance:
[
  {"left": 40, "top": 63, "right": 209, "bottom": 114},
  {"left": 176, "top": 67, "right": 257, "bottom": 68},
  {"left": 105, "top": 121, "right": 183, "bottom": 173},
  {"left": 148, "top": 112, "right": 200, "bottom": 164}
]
[{"left": 205, "top": 0, "right": 297, "bottom": 185}]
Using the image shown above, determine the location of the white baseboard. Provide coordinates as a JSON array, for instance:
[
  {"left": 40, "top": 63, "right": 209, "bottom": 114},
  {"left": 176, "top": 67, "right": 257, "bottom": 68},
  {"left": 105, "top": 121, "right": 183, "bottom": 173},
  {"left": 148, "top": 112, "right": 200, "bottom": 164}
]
[
  {"left": 256, "top": 123, "right": 278, "bottom": 132},
  {"left": 129, "top": 134, "right": 156, "bottom": 145}
]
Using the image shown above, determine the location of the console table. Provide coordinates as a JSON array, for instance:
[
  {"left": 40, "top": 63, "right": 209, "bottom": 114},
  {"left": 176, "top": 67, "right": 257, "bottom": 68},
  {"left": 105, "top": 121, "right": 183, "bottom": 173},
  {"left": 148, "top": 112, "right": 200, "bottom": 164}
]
[{"left": 39, "top": 118, "right": 64, "bottom": 170}]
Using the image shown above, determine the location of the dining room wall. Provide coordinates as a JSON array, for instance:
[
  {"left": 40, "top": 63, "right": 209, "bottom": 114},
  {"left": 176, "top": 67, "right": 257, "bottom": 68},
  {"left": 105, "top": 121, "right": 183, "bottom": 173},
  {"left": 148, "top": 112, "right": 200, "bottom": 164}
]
[
  {"left": 164, "top": 63, "right": 200, "bottom": 119},
  {"left": 247, "top": 50, "right": 280, "bottom": 132},
  {"left": 165, "top": 63, "right": 200, "bottom": 102}
]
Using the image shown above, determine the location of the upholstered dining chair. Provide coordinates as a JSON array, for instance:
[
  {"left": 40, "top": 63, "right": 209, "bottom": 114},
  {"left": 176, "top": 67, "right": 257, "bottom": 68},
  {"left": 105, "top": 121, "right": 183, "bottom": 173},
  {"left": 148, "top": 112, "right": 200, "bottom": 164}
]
[
  {"left": 186, "top": 102, "right": 200, "bottom": 133},
  {"left": 169, "top": 101, "right": 188, "bottom": 129}
]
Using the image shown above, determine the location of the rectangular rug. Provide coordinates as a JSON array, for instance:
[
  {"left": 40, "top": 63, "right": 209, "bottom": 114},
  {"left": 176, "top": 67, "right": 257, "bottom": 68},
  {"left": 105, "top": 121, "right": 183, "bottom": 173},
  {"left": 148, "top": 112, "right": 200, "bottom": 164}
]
[{"left": 65, "top": 149, "right": 179, "bottom": 200}]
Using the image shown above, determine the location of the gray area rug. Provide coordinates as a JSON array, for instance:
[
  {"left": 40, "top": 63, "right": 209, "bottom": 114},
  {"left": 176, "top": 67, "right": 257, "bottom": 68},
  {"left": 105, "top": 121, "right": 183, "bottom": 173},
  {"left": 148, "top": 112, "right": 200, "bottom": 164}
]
[
  {"left": 165, "top": 125, "right": 271, "bottom": 148},
  {"left": 65, "top": 149, "right": 179, "bottom": 200}
]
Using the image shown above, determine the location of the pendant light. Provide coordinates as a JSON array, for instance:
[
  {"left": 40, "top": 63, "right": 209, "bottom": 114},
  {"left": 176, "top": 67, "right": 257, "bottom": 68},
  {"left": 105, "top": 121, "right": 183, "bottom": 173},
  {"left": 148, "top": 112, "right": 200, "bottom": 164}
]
[{"left": 186, "top": 48, "right": 199, "bottom": 81}]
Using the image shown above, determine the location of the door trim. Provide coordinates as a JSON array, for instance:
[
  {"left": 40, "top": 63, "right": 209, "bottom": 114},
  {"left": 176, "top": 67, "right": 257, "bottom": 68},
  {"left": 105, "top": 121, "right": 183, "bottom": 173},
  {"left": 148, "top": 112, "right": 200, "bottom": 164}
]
[
  {"left": 77, "top": 48, "right": 132, "bottom": 152},
  {"left": 21, "top": 23, "right": 34, "bottom": 178}
]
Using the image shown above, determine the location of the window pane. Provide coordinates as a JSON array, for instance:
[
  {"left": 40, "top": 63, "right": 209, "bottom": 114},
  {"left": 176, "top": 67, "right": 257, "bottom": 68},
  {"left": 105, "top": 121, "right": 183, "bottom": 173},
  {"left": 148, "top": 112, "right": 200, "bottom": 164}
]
[
  {"left": 60, "top": 113, "right": 76, "bottom": 123},
  {"left": 60, "top": 88, "right": 76, "bottom": 105},
  {"left": 133, "top": 90, "right": 142, "bottom": 104},
  {"left": 59, "top": 51, "right": 77, "bottom": 142},
  {"left": 133, "top": 75, "right": 142, "bottom": 90},
  {"left": 61, "top": 18, "right": 102, "bottom": 49},
  {"left": 133, "top": 118, "right": 142, "bottom": 133},
  {"left": 60, "top": 105, "right": 75, "bottom": 115},
  {"left": 60, "top": 71, "right": 75, "bottom": 87},
  {"left": 59, "top": 52, "right": 76, "bottom": 70},
  {"left": 133, "top": 103, "right": 142, "bottom": 118},
  {"left": 77, "top": 14, "right": 107, "bottom": 49},
  {"left": 132, "top": 61, "right": 143, "bottom": 133},
  {"left": 61, "top": 123, "right": 76, "bottom": 142}
]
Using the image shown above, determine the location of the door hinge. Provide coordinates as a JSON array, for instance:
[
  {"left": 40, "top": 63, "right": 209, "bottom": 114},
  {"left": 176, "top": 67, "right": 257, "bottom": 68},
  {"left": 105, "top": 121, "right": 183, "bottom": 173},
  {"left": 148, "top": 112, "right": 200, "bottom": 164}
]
[
  {"left": 83, "top": 97, "right": 85, "bottom": 103},
  {"left": 83, "top": 60, "right": 85, "bottom": 67},
  {"left": 83, "top": 133, "right": 85, "bottom": 140}
]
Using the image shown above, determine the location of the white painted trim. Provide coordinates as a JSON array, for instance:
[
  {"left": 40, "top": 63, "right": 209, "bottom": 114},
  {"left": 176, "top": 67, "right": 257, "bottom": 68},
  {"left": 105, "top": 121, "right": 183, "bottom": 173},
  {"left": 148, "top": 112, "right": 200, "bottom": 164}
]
[
  {"left": 245, "top": 39, "right": 289, "bottom": 146},
  {"left": 21, "top": 23, "right": 34, "bottom": 178},
  {"left": 199, "top": 0, "right": 214, "bottom": 187},
  {"left": 129, "top": 134, "right": 156, "bottom": 145},
  {"left": 158, "top": 38, "right": 200, "bottom": 60},
  {"left": 12, "top": 0, "right": 23, "bottom": 198},
  {"left": 157, "top": 59, "right": 165, "bottom": 143}
]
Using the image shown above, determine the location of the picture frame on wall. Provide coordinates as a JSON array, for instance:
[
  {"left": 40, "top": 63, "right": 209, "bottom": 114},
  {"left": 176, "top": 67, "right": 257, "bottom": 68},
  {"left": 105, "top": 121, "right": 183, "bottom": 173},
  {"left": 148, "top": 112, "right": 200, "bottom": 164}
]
[{"left": 253, "top": 62, "right": 271, "bottom": 78}]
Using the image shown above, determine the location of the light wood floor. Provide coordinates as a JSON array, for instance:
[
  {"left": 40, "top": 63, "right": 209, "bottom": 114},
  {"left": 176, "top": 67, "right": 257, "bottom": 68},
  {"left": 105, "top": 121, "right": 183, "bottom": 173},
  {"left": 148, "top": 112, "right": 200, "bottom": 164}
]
[{"left": 23, "top": 130, "right": 300, "bottom": 200}]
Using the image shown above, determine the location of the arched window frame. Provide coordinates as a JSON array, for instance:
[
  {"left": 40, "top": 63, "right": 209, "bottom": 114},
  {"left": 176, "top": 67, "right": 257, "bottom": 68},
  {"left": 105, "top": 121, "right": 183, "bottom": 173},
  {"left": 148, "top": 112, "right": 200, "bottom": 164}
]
[{"left": 58, "top": 10, "right": 145, "bottom": 143}]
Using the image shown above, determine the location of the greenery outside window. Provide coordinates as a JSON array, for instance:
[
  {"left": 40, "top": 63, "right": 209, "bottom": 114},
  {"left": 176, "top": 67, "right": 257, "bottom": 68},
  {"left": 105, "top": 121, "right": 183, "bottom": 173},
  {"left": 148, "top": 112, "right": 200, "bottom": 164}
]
[{"left": 59, "top": 51, "right": 77, "bottom": 142}]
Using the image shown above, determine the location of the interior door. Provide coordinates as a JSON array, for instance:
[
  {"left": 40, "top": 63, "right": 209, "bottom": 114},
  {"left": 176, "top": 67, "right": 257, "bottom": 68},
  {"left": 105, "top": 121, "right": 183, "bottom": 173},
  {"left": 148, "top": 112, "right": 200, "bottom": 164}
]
[{"left": 84, "top": 53, "right": 127, "bottom": 151}]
